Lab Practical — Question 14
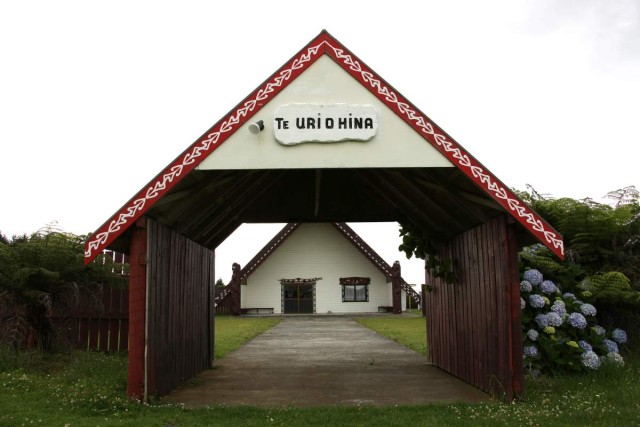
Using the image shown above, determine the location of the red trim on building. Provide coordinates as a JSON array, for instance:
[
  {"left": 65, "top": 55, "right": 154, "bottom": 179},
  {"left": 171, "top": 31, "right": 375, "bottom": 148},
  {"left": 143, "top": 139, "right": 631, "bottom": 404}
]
[
  {"left": 240, "top": 223, "right": 300, "bottom": 280},
  {"left": 85, "top": 30, "right": 563, "bottom": 263}
]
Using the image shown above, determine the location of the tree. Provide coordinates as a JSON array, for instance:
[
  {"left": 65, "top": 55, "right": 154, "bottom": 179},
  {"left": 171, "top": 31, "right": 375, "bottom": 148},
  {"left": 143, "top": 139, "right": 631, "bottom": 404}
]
[
  {"left": 518, "top": 186, "right": 640, "bottom": 347},
  {"left": 0, "top": 224, "right": 124, "bottom": 351},
  {"left": 399, "top": 186, "right": 640, "bottom": 346}
]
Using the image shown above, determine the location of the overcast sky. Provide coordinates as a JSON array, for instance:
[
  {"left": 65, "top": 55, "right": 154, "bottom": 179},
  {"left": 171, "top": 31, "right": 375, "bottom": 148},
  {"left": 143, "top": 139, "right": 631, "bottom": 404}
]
[{"left": 1, "top": 1, "right": 638, "bottom": 285}]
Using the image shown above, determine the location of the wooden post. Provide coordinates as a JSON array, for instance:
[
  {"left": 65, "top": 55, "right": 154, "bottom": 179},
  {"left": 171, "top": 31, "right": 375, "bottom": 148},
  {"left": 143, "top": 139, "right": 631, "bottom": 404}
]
[
  {"left": 230, "top": 262, "right": 241, "bottom": 316},
  {"left": 209, "top": 252, "right": 216, "bottom": 365},
  {"left": 127, "top": 219, "right": 147, "bottom": 400},
  {"left": 391, "top": 261, "right": 402, "bottom": 314},
  {"left": 506, "top": 218, "right": 524, "bottom": 399}
]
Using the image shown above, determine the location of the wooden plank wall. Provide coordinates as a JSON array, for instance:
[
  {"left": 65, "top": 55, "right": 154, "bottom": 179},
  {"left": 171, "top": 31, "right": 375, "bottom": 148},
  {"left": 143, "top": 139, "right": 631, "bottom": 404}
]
[
  {"left": 70, "top": 283, "right": 129, "bottom": 352},
  {"left": 425, "top": 214, "right": 523, "bottom": 401},
  {"left": 146, "top": 219, "right": 216, "bottom": 397}
]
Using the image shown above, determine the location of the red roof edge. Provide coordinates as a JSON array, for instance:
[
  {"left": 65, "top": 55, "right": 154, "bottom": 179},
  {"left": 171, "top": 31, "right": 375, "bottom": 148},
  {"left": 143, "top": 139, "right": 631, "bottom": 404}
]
[
  {"left": 239, "top": 223, "right": 300, "bottom": 281},
  {"left": 84, "top": 30, "right": 563, "bottom": 263},
  {"left": 239, "top": 222, "right": 409, "bottom": 283},
  {"left": 83, "top": 31, "right": 333, "bottom": 263}
]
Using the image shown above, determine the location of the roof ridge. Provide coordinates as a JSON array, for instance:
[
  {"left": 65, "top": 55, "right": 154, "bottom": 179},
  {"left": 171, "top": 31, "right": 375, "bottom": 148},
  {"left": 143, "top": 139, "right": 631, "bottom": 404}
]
[
  {"left": 84, "top": 30, "right": 563, "bottom": 263},
  {"left": 239, "top": 223, "right": 299, "bottom": 280}
]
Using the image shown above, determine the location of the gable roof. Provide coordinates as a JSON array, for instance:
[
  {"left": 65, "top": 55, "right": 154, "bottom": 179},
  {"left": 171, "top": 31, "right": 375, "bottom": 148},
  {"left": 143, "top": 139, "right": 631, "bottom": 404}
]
[
  {"left": 84, "top": 30, "right": 564, "bottom": 263},
  {"left": 240, "top": 222, "right": 408, "bottom": 284}
]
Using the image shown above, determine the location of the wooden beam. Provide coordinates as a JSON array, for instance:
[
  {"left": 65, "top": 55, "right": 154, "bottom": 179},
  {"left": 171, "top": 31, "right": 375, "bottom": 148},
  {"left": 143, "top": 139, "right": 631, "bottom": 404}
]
[
  {"left": 506, "top": 216, "right": 524, "bottom": 399},
  {"left": 380, "top": 169, "right": 470, "bottom": 230},
  {"left": 315, "top": 169, "right": 322, "bottom": 218},
  {"left": 415, "top": 177, "right": 503, "bottom": 211},
  {"left": 354, "top": 170, "right": 450, "bottom": 241},
  {"left": 127, "top": 219, "right": 147, "bottom": 401},
  {"left": 414, "top": 169, "right": 497, "bottom": 222}
]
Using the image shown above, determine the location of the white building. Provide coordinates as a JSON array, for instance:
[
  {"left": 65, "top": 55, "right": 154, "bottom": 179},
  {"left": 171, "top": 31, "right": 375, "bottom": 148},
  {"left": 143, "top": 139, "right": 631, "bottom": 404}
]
[{"left": 232, "top": 222, "right": 419, "bottom": 314}]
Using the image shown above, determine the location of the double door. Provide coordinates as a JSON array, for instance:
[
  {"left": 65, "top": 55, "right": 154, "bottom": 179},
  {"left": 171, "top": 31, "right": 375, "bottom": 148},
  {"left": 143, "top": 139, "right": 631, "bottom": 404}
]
[{"left": 283, "top": 283, "right": 314, "bottom": 314}]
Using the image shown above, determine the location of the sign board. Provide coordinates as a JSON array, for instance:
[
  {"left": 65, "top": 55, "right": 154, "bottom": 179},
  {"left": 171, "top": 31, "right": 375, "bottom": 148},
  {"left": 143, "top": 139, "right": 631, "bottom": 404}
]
[{"left": 273, "top": 104, "right": 378, "bottom": 146}]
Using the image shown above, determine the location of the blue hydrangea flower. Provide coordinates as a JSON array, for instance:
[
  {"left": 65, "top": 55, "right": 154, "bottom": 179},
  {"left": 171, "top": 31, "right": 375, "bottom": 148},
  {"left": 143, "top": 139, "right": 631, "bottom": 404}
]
[
  {"left": 578, "top": 340, "right": 592, "bottom": 352},
  {"left": 603, "top": 339, "right": 619, "bottom": 354},
  {"left": 580, "top": 303, "right": 597, "bottom": 317},
  {"left": 523, "top": 346, "right": 538, "bottom": 358},
  {"left": 540, "top": 280, "right": 557, "bottom": 294},
  {"left": 568, "top": 312, "right": 587, "bottom": 329},
  {"left": 546, "top": 312, "right": 563, "bottom": 327},
  {"left": 529, "top": 294, "right": 546, "bottom": 309},
  {"left": 551, "top": 301, "right": 567, "bottom": 318},
  {"left": 612, "top": 328, "right": 627, "bottom": 344},
  {"left": 535, "top": 313, "right": 549, "bottom": 328},
  {"left": 520, "top": 280, "right": 533, "bottom": 293},
  {"left": 592, "top": 325, "right": 606, "bottom": 336},
  {"left": 563, "top": 292, "right": 576, "bottom": 300},
  {"left": 581, "top": 350, "right": 601, "bottom": 370},
  {"left": 606, "top": 352, "right": 625, "bottom": 367},
  {"left": 521, "top": 297, "right": 526, "bottom": 309},
  {"left": 523, "top": 269, "right": 544, "bottom": 286},
  {"left": 526, "top": 329, "right": 539, "bottom": 341}
]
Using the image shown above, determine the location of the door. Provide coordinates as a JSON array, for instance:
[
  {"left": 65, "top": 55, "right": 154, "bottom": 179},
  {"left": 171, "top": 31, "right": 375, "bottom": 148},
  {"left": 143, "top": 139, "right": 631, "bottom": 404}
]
[{"left": 283, "top": 283, "right": 314, "bottom": 314}]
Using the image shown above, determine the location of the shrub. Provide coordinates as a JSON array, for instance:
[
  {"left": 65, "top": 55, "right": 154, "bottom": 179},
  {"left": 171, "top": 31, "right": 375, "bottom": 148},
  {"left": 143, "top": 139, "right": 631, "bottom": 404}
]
[{"left": 521, "top": 269, "right": 628, "bottom": 375}]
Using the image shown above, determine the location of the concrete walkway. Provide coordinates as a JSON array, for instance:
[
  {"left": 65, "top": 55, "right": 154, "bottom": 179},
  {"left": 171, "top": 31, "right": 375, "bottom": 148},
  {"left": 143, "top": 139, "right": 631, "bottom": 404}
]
[{"left": 165, "top": 316, "right": 488, "bottom": 407}]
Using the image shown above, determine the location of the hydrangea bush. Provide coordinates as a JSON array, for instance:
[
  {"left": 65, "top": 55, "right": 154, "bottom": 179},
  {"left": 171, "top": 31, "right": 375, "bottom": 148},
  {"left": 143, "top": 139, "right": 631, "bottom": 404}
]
[{"left": 521, "top": 269, "right": 628, "bottom": 374}]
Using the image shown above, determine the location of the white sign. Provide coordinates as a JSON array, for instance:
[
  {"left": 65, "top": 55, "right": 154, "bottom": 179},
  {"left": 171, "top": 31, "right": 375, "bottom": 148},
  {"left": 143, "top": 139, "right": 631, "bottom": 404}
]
[{"left": 273, "top": 104, "right": 378, "bottom": 146}]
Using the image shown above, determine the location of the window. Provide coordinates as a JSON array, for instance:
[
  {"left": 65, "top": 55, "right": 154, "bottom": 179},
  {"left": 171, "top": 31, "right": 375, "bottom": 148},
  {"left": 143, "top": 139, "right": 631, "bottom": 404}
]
[{"left": 340, "top": 277, "right": 370, "bottom": 302}]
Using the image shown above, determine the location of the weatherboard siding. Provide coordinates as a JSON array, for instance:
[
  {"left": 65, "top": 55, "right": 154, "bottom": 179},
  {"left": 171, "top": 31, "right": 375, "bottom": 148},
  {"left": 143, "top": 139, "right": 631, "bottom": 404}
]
[{"left": 244, "top": 223, "right": 392, "bottom": 313}]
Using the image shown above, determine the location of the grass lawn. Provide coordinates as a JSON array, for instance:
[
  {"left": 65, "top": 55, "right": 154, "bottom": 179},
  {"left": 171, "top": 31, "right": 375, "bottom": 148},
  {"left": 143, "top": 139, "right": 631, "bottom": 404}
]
[
  {"left": 214, "top": 315, "right": 282, "bottom": 359},
  {"left": 0, "top": 315, "right": 639, "bottom": 426},
  {"left": 354, "top": 316, "right": 427, "bottom": 356}
]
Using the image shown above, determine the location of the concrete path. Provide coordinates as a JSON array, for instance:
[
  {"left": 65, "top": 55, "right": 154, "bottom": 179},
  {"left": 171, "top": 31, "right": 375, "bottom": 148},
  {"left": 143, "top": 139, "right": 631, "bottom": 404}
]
[{"left": 165, "top": 316, "right": 488, "bottom": 407}]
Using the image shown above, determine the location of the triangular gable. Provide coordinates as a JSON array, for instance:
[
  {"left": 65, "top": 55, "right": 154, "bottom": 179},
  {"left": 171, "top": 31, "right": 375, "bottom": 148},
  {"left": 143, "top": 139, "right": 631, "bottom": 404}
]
[
  {"left": 195, "top": 55, "right": 454, "bottom": 170},
  {"left": 84, "top": 30, "right": 564, "bottom": 263},
  {"left": 240, "top": 222, "right": 410, "bottom": 285},
  {"left": 240, "top": 223, "right": 300, "bottom": 280}
]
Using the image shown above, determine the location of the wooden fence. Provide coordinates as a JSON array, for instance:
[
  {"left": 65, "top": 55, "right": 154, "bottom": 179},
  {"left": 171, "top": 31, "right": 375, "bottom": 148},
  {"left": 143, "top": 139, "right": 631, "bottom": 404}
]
[
  {"left": 60, "top": 283, "right": 129, "bottom": 352},
  {"left": 0, "top": 251, "right": 130, "bottom": 352}
]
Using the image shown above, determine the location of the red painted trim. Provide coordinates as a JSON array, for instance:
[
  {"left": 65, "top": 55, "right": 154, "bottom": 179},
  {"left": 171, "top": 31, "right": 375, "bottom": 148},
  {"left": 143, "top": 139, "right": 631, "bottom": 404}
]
[
  {"left": 320, "top": 37, "right": 564, "bottom": 259},
  {"left": 240, "top": 223, "right": 300, "bottom": 280},
  {"left": 85, "top": 30, "right": 563, "bottom": 263},
  {"left": 84, "top": 35, "right": 328, "bottom": 263},
  {"left": 127, "top": 223, "right": 147, "bottom": 400}
]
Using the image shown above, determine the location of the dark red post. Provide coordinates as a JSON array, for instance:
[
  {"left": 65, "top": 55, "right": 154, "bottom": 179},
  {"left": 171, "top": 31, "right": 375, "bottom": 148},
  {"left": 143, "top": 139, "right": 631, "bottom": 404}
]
[
  {"left": 391, "top": 261, "right": 402, "bottom": 314},
  {"left": 127, "top": 220, "right": 147, "bottom": 400},
  {"left": 230, "top": 262, "right": 241, "bottom": 316}
]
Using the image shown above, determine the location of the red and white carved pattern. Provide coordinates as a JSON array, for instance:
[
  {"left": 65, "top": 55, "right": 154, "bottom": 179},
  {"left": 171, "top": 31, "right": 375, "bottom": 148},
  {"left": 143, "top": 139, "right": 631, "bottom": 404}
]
[
  {"left": 84, "top": 44, "right": 324, "bottom": 260},
  {"left": 85, "top": 32, "right": 563, "bottom": 261},
  {"left": 323, "top": 42, "right": 564, "bottom": 258}
]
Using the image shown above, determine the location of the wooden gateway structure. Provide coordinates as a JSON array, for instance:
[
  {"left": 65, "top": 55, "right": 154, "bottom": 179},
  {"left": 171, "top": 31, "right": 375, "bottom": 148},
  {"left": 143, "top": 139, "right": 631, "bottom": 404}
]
[{"left": 84, "top": 31, "right": 563, "bottom": 401}]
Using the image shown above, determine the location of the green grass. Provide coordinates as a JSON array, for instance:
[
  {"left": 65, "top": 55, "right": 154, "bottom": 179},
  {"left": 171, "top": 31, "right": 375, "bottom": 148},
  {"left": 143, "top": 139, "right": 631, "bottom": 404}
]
[
  {"left": 0, "top": 316, "right": 639, "bottom": 426},
  {"left": 354, "top": 316, "right": 427, "bottom": 356},
  {"left": 214, "top": 315, "right": 282, "bottom": 359}
]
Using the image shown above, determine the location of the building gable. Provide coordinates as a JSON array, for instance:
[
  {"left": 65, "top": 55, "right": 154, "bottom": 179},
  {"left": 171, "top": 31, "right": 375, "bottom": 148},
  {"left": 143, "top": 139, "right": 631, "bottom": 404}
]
[{"left": 84, "top": 30, "right": 563, "bottom": 262}]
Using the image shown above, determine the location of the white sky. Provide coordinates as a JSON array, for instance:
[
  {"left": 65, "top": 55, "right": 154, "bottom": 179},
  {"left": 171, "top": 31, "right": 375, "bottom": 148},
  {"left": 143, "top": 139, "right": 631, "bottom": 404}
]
[{"left": 1, "top": 1, "right": 638, "bottom": 286}]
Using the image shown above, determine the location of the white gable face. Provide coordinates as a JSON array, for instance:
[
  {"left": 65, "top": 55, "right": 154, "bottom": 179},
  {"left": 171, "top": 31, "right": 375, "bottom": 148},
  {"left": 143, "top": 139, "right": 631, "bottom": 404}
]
[{"left": 197, "top": 55, "right": 453, "bottom": 170}]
